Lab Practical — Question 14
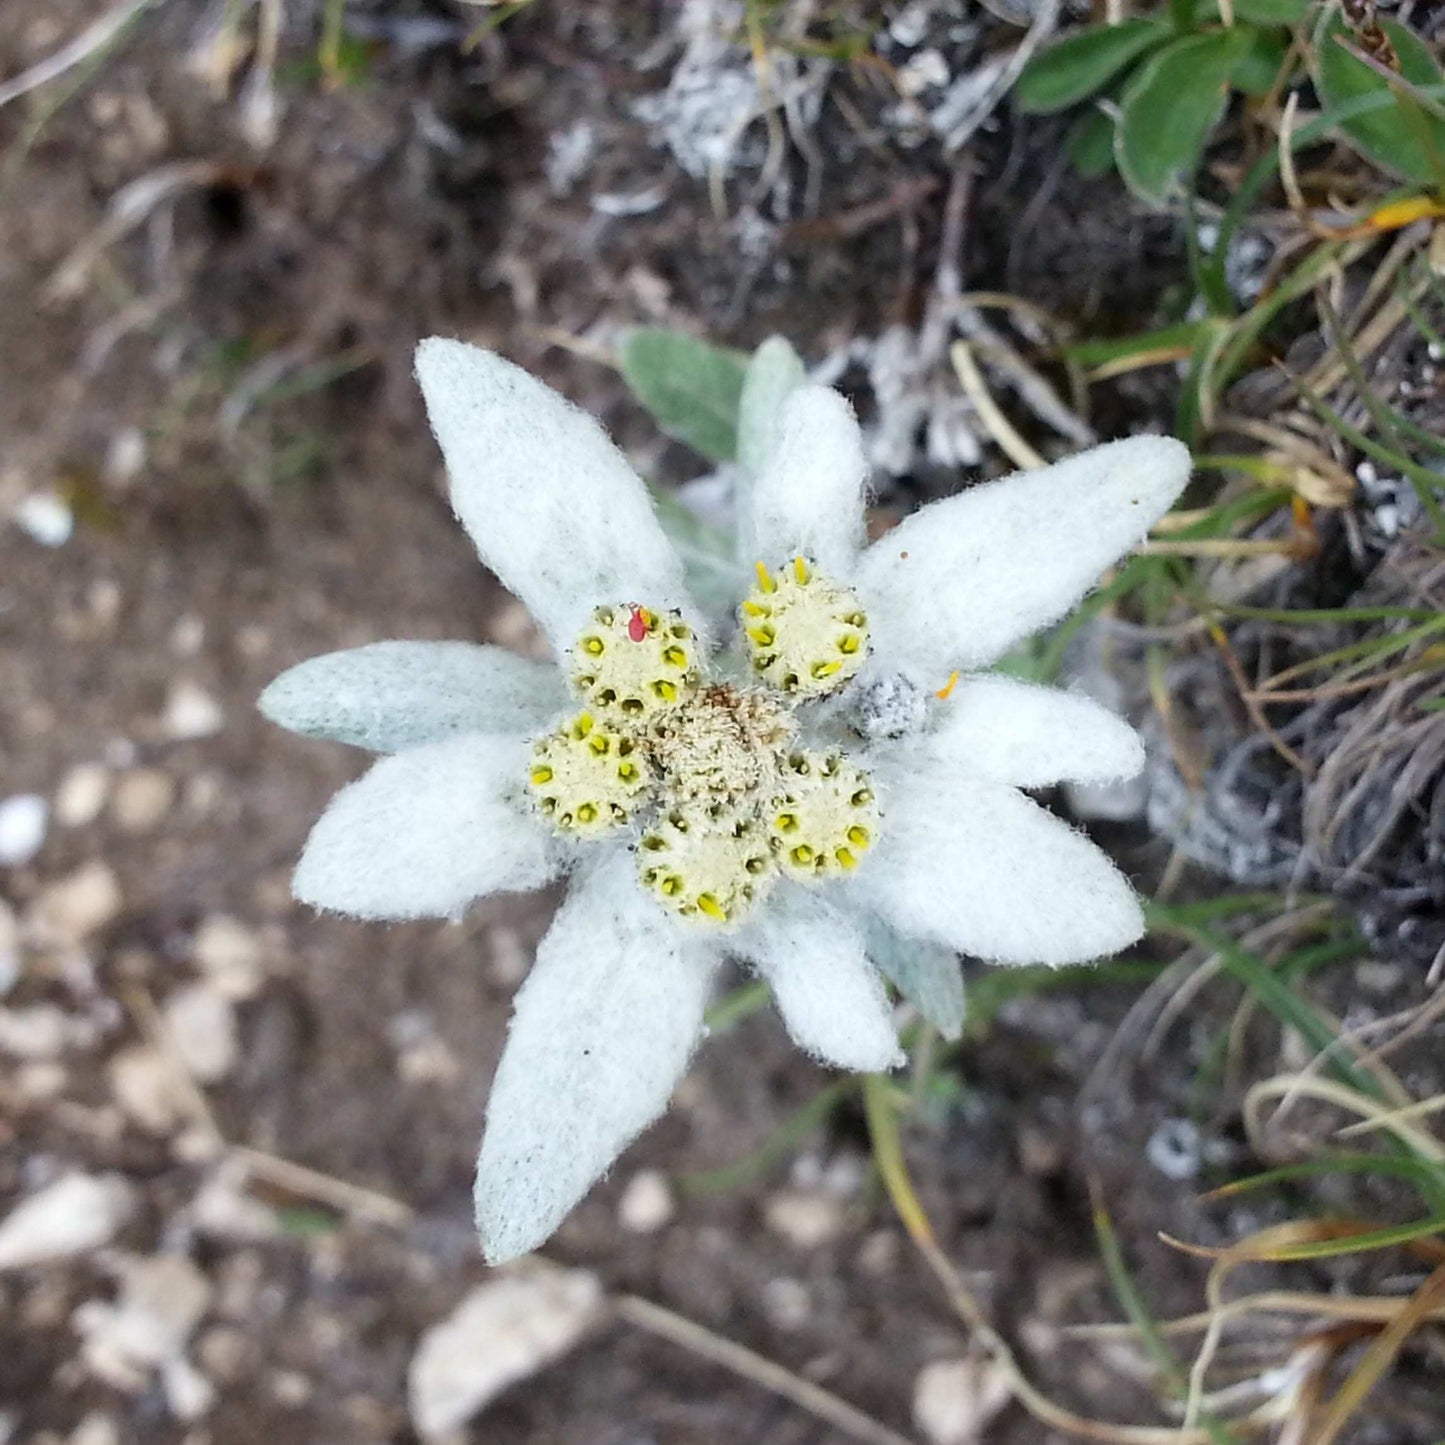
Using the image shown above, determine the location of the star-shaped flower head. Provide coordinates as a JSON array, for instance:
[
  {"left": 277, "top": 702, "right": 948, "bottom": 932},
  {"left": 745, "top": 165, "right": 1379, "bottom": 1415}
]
[{"left": 261, "top": 338, "right": 1191, "bottom": 1263}]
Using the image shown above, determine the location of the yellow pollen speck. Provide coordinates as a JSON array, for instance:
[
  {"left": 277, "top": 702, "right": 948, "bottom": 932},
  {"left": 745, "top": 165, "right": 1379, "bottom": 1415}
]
[{"left": 936, "top": 670, "right": 960, "bottom": 700}]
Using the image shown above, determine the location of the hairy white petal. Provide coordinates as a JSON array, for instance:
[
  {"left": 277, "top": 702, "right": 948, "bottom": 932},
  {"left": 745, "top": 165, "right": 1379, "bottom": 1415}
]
[
  {"left": 856, "top": 437, "right": 1190, "bottom": 676},
  {"left": 294, "top": 734, "right": 558, "bottom": 920},
  {"left": 475, "top": 853, "right": 718, "bottom": 1263},
  {"left": 924, "top": 674, "right": 1145, "bottom": 788},
  {"left": 732, "top": 888, "right": 902, "bottom": 1071},
  {"left": 742, "top": 386, "right": 869, "bottom": 577},
  {"left": 852, "top": 771, "right": 1144, "bottom": 966},
  {"left": 415, "top": 340, "right": 693, "bottom": 649},
  {"left": 260, "top": 641, "right": 566, "bottom": 752}
]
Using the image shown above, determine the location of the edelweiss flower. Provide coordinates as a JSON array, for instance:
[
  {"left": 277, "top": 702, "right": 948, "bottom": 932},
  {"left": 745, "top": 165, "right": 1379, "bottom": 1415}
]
[{"left": 261, "top": 338, "right": 1191, "bottom": 1262}]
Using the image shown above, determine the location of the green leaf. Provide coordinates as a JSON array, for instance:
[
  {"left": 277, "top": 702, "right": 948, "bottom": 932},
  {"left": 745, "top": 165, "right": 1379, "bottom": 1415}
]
[
  {"left": 1015, "top": 20, "right": 1170, "bottom": 115},
  {"left": 1067, "top": 107, "right": 1118, "bottom": 176},
  {"left": 1230, "top": 26, "right": 1289, "bottom": 94},
  {"left": 619, "top": 328, "right": 748, "bottom": 463},
  {"left": 647, "top": 486, "right": 745, "bottom": 619},
  {"left": 866, "top": 919, "right": 965, "bottom": 1040},
  {"left": 737, "top": 335, "right": 805, "bottom": 475},
  {"left": 1116, "top": 28, "right": 1254, "bottom": 205},
  {"left": 1226, "top": 0, "right": 1312, "bottom": 23},
  {"left": 1315, "top": 14, "right": 1445, "bottom": 183}
]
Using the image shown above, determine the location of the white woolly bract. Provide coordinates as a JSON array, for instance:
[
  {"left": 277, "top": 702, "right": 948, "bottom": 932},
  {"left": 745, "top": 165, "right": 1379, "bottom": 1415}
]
[
  {"left": 852, "top": 769, "right": 1144, "bottom": 966},
  {"left": 743, "top": 386, "right": 869, "bottom": 576},
  {"left": 474, "top": 852, "right": 717, "bottom": 1263},
  {"left": 415, "top": 339, "right": 694, "bottom": 650},
  {"left": 923, "top": 674, "right": 1145, "bottom": 788},
  {"left": 732, "top": 888, "right": 902, "bottom": 1071},
  {"left": 294, "top": 733, "right": 559, "bottom": 920},
  {"left": 260, "top": 641, "right": 566, "bottom": 753},
  {"left": 855, "top": 436, "right": 1190, "bottom": 678}
]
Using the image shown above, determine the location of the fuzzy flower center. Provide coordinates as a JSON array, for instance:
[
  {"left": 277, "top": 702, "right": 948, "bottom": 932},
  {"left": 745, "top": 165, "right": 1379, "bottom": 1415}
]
[{"left": 527, "top": 562, "right": 877, "bottom": 928}]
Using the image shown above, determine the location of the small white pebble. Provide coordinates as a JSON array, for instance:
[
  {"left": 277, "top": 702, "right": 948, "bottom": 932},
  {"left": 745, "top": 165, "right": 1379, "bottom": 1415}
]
[
  {"left": 163, "top": 681, "right": 224, "bottom": 741},
  {"left": 760, "top": 1277, "right": 811, "bottom": 1331},
  {"left": 192, "top": 916, "right": 266, "bottom": 1000},
  {"left": 55, "top": 764, "right": 112, "bottom": 828},
  {"left": 617, "top": 1170, "right": 674, "bottom": 1233},
  {"left": 0, "top": 795, "right": 48, "bottom": 867},
  {"left": 14, "top": 492, "right": 73, "bottom": 546},
  {"left": 0, "top": 1173, "right": 135, "bottom": 1270},
  {"left": 1146, "top": 1118, "right": 1202, "bottom": 1181},
  {"left": 28, "top": 862, "right": 122, "bottom": 945},
  {"left": 763, "top": 1189, "right": 845, "bottom": 1249},
  {"left": 111, "top": 770, "right": 176, "bottom": 833},
  {"left": 912, "top": 1357, "right": 1013, "bottom": 1445},
  {"left": 164, "top": 984, "right": 238, "bottom": 1084}
]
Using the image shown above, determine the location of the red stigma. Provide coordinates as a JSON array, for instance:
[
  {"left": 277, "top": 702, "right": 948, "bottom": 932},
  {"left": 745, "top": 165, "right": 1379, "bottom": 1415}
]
[{"left": 627, "top": 605, "right": 648, "bottom": 643}]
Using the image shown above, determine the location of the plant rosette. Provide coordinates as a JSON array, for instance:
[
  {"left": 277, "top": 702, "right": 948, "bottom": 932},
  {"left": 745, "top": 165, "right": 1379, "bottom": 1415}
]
[{"left": 261, "top": 339, "right": 1190, "bottom": 1262}]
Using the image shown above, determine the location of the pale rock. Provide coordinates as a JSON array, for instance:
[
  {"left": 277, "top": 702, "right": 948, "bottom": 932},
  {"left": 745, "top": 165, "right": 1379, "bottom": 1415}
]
[
  {"left": 163, "top": 681, "right": 225, "bottom": 741},
  {"left": 0, "top": 1173, "right": 135, "bottom": 1269},
  {"left": 0, "top": 1004, "right": 95, "bottom": 1060},
  {"left": 763, "top": 1189, "right": 845, "bottom": 1249},
  {"left": 407, "top": 1265, "right": 604, "bottom": 1439},
  {"left": 0, "top": 900, "right": 19, "bottom": 994},
  {"left": 164, "top": 984, "right": 238, "bottom": 1084},
  {"left": 188, "top": 1165, "right": 279, "bottom": 1242},
  {"left": 68, "top": 1414, "right": 119, "bottom": 1445},
  {"left": 761, "top": 1277, "right": 810, "bottom": 1331},
  {"left": 0, "top": 794, "right": 48, "bottom": 866},
  {"left": 161, "top": 1353, "right": 217, "bottom": 1421},
  {"left": 15, "top": 491, "right": 73, "bottom": 546},
  {"left": 912, "top": 1357, "right": 1013, "bottom": 1445},
  {"left": 109, "top": 1046, "right": 186, "bottom": 1133},
  {"left": 192, "top": 915, "right": 266, "bottom": 1000},
  {"left": 16, "top": 1062, "right": 68, "bottom": 1101},
  {"left": 105, "top": 427, "right": 147, "bottom": 485},
  {"left": 55, "top": 764, "right": 112, "bottom": 828},
  {"left": 170, "top": 615, "right": 205, "bottom": 657},
  {"left": 617, "top": 1169, "right": 674, "bottom": 1234},
  {"left": 29, "top": 862, "right": 122, "bottom": 945},
  {"left": 77, "top": 1253, "right": 212, "bottom": 1392},
  {"left": 111, "top": 769, "right": 176, "bottom": 833}
]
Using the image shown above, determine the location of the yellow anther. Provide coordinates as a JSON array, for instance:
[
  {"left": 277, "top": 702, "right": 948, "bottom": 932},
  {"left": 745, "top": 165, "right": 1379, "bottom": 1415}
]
[
  {"left": 653, "top": 680, "right": 679, "bottom": 703},
  {"left": 811, "top": 660, "right": 842, "bottom": 680},
  {"left": 838, "top": 634, "right": 861, "bottom": 655},
  {"left": 835, "top": 848, "right": 858, "bottom": 870},
  {"left": 530, "top": 766, "right": 554, "bottom": 786},
  {"left": 846, "top": 825, "right": 871, "bottom": 849},
  {"left": 792, "top": 556, "right": 810, "bottom": 584},
  {"left": 588, "top": 734, "right": 610, "bottom": 755},
  {"left": 617, "top": 761, "right": 639, "bottom": 782},
  {"left": 697, "top": 894, "right": 727, "bottom": 922},
  {"left": 746, "top": 625, "right": 776, "bottom": 647},
  {"left": 575, "top": 803, "right": 598, "bottom": 825},
  {"left": 790, "top": 845, "right": 814, "bottom": 866},
  {"left": 663, "top": 645, "right": 688, "bottom": 668},
  {"left": 936, "top": 670, "right": 960, "bottom": 700},
  {"left": 571, "top": 713, "right": 594, "bottom": 738},
  {"left": 755, "top": 560, "right": 777, "bottom": 593},
  {"left": 775, "top": 812, "right": 798, "bottom": 833},
  {"left": 582, "top": 636, "right": 605, "bottom": 656},
  {"left": 741, "top": 599, "right": 770, "bottom": 618}
]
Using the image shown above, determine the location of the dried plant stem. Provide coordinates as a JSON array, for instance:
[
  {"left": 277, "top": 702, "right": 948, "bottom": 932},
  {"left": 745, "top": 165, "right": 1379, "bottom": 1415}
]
[{"left": 614, "top": 1294, "right": 914, "bottom": 1445}]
